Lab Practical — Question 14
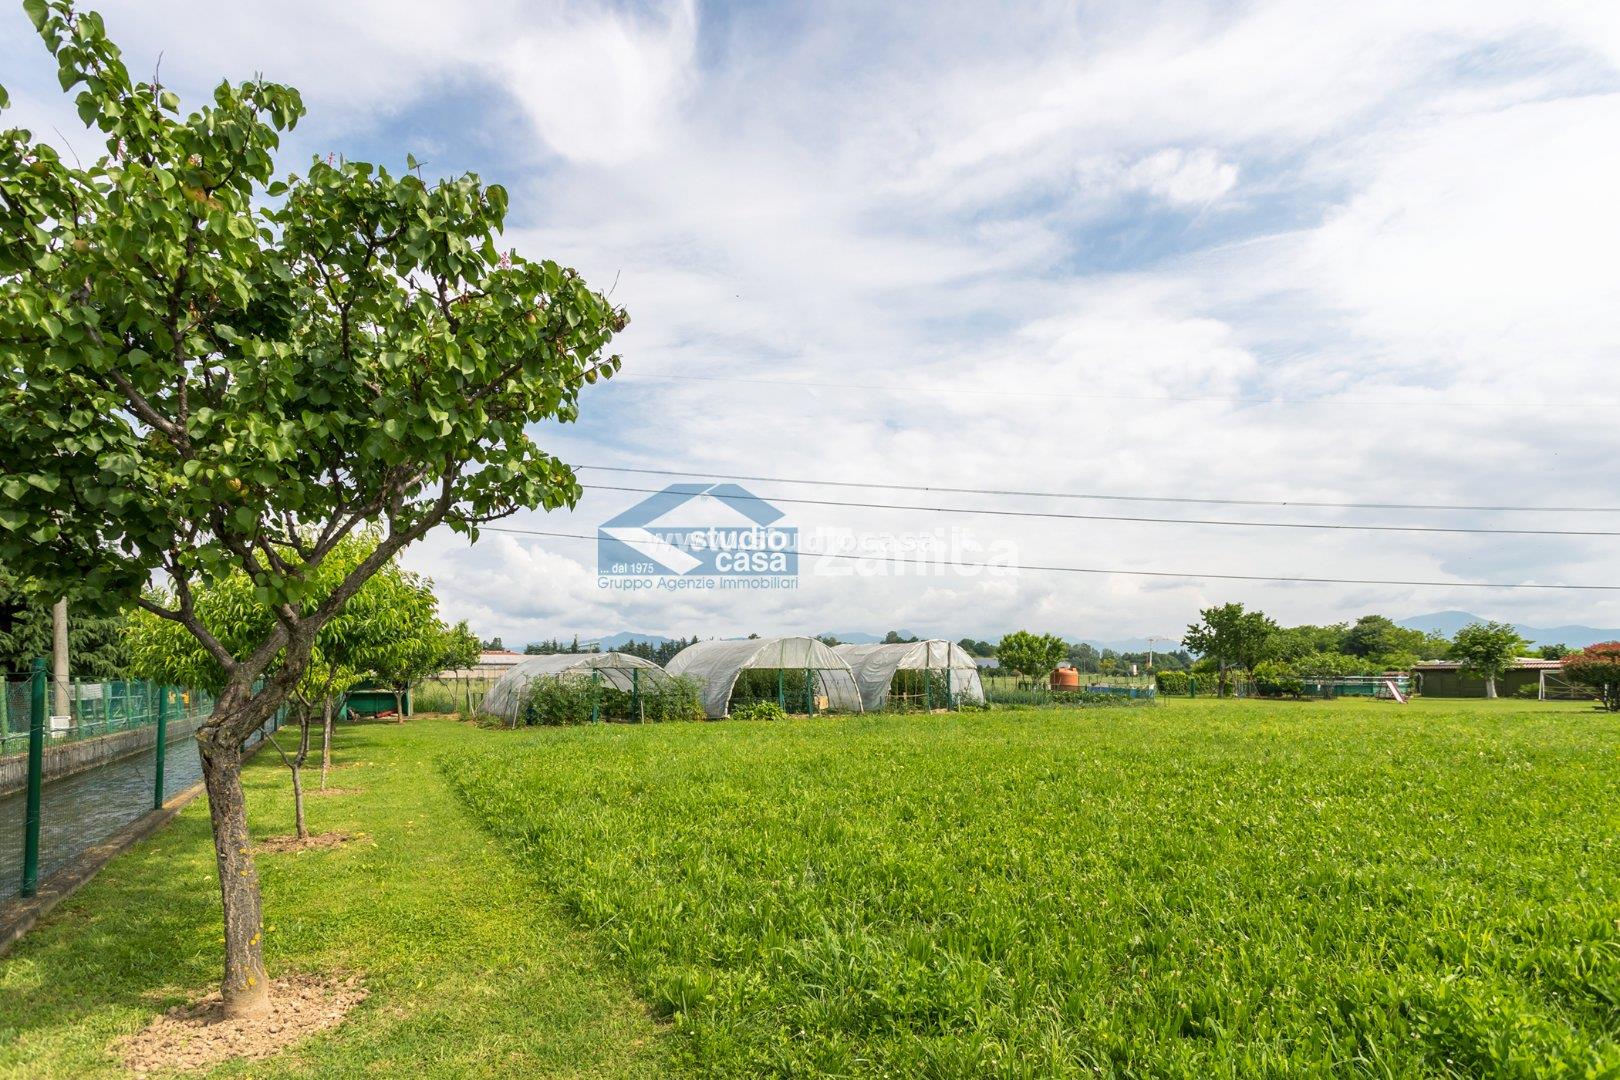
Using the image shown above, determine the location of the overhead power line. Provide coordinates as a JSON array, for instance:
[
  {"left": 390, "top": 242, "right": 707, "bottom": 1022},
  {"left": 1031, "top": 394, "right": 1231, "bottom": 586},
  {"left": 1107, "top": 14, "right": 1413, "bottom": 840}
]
[
  {"left": 615, "top": 371, "right": 1616, "bottom": 410},
  {"left": 580, "top": 483, "right": 1620, "bottom": 538},
  {"left": 483, "top": 526, "right": 1620, "bottom": 592},
  {"left": 576, "top": 465, "right": 1620, "bottom": 517}
]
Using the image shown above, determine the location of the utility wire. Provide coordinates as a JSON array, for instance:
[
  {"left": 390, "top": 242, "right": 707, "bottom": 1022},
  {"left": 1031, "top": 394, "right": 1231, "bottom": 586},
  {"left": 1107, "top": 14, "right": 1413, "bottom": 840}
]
[
  {"left": 615, "top": 371, "right": 1616, "bottom": 410},
  {"left": 578, "top": 464, "right": 1620, "bottom": 515},
  {"left": 580, "top": 482, "right": 1620, "bottom": 537},
  {"left": 483, "top": 526, "right": 1620, "bottom": 592}
]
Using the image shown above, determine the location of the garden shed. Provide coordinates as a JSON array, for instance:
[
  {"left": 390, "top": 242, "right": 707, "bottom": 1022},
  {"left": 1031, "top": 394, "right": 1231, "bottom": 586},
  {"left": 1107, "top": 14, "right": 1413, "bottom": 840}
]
[
  {"left": 665, "top": 637, "right": 863, "bottom": 718},
  {"left": 834, "top": 640, "right": 986, "bottom": 711},
  {"left": 1410, "top": 658, "right": 1561, "bottom": 698},
  {"left": 480, "top": 652, "right": 673, "bottom": 724}
]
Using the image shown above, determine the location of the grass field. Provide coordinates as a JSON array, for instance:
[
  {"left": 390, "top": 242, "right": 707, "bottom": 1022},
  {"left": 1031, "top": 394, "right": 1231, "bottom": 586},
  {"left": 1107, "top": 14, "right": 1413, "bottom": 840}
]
[
  {"left": 3, "top": 700, "right": 1618, "bottom": 1078},
  {"left": 0, "top": 719, "right": 673, "bottom": 1079},
  {"left": 443, "top": 698, "right": 1620, "bottom": 1078}
]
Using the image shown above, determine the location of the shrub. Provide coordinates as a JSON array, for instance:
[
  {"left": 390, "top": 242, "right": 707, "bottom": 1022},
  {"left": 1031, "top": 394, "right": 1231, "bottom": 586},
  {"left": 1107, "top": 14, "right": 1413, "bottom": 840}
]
[
  {"left": 1253, "top": 660, "right": 1305, "bottom": 699},
  {"left": 1560, "top": 642, "right": 1620, "bottom": 711},
  {"left": 1155, "top": 670, "right": 1190, "bottom": 696},
  {"left": 730, "top": 701, "right": 788, "bottom": 722}
]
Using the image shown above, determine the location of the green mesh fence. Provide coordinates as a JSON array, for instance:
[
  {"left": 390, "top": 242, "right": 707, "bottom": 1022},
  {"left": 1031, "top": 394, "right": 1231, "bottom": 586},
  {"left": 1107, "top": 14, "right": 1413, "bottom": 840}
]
[{"left": 0, "top": 677, "right": 216, "bottom": 755}]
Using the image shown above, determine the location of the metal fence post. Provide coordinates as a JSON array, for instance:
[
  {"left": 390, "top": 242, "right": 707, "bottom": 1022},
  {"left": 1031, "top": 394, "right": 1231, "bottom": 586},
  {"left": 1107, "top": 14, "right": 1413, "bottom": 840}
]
[
  {"left": 153, "top": 685, "right": 169, "bottom": 810},
  {"left": 22, "top": 658, "right": 46, "bottom": 898}
]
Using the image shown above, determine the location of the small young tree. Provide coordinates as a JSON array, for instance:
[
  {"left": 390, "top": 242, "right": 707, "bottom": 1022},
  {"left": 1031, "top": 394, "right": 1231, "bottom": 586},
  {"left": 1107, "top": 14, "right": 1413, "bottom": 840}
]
[
  {"left": 127, "top": 537, "right": 426, "bottom": 838},
  {"left": 1556, "top": 642, "right": 1620, "bottom": 710},
  {"left": 1182, "top": 602, "right": 1278, "bottom": 696},
  {"left": 358, "top": 569, "right": 475, "bottom": 721},
  {"left": 995, "top": 631, "right": 1068, "bottom": 686},
  {"left": 1, "top": 5, "right": 623, "bottom": 1017},
  {"left": 1448, "top": 621, "right": 1526, "bottom": 699}
]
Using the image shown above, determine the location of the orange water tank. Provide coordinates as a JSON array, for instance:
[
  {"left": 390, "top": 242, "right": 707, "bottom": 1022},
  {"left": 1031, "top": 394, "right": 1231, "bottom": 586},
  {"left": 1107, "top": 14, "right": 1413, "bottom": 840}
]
[{"left": 1049, "top": 666, "right": 1080, "bottom": 691}]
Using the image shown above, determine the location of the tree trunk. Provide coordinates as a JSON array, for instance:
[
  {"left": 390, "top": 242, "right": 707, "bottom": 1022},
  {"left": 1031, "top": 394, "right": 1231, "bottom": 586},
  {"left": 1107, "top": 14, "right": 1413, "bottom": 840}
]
[
  {"left": 320, "top": 697, "right": 334, "bottom": 790},
  {"left": 291, "top": 715, "right": 311, "bottom": 839},
  {"left": 198, "top": 739, "right": 270, "bottom": 1020},
  {"left": 393, "top": 688, "right": 404, "bottom": 723},
  {"left": 291, "top": 761, "right": 307, "bottom": 839},
  {"left": 1485, "top": 676, "right": 1498, "bottom": 699}
]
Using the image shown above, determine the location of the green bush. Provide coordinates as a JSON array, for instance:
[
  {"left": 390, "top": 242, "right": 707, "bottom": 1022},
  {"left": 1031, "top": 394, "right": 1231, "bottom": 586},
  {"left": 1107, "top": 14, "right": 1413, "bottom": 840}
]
[
  {"left": 730, "top": 701, "right": 787, "bottom": 722},
  {"left": 1254, "top": 660, "right": 1305, "bottom": 699},
  {"left": 1155, "top": 670, "right": 1190, "bottom": 695}
]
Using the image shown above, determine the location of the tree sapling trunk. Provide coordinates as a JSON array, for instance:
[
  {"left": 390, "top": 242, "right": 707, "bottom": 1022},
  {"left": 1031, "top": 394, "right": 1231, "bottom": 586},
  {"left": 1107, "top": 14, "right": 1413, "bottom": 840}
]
[{"left": 320, "top": 697, "right": 334, "bottom": 790}]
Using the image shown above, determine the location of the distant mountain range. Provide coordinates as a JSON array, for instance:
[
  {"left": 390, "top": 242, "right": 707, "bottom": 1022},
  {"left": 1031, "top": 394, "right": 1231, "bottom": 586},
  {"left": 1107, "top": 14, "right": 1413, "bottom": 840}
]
[{"left": 1398, "top": 611, "right": 1620, "bottom": 649}]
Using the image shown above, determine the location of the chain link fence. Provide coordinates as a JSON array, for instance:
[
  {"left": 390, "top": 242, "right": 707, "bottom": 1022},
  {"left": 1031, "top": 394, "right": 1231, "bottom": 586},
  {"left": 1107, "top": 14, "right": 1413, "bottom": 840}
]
[{"left": 0, "top": 664, "right": 281, "bottom": 904}]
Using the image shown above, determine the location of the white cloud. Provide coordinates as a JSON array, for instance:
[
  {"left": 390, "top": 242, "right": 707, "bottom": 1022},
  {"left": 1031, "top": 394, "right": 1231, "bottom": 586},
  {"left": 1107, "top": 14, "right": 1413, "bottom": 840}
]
[
  {"left": 1122, "top": 148, "right": 1239, "bottom": 205},
  {"left": 8, "top": 0, "right": 1620, "bottom": 642}
]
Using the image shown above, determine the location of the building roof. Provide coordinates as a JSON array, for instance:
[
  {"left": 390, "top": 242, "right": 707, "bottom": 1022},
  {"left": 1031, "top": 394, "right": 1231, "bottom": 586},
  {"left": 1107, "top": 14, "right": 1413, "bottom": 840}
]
[{"left": 1412, "top": 657, "right": 1562, "bottom": 671}]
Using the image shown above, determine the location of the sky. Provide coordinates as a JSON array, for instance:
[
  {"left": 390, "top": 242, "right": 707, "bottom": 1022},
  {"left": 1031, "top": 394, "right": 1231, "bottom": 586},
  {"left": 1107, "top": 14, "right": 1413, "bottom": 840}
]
[{"left": 5, "top": 1, "right": 1620, "bottom": 646}]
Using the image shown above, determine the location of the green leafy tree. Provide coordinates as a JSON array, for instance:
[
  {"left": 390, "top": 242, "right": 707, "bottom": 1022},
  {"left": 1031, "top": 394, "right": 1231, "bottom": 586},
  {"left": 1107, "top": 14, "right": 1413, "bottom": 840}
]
[
  {"left": 1269, "top": 623, "right": 1349, "bottom": 661},
  {"left": 1, "top": 5, "right": 624, "bottom": 1018},
  {"left": 1448, "top": 621, "right": 1526, "bottom": 699},
  {"left": 350, "top": 565, "right": 449, "bottom": 718},
  {"left": 0, "top": 566, "right": 128, "bottom": 677},
  {"left": 1340, "top": 615, "right": 1447, "bottom": 665},
  {"left": 127, "top": 537, "right": 430, "bottom": 839},
  {"left": 1560, "top": 642, "right": 1620, "bottom": 710},
  {"left": 1536, "top": 643, "right": 1570, "bottom": 661},
  {"left": 1182, "top": 603, "right": 1278, "bottom": 696},
  {"left": 995, "top": 631, "right": 1068, "bottom": 684}
]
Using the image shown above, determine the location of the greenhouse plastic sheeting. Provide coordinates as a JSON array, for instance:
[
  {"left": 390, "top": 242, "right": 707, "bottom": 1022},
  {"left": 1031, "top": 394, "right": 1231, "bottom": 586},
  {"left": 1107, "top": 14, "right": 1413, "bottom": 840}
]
[
  {"left": 664, "top": 637, "right": 863, "bottom": 718},
  {"left": 481, "top": 652, "right": 672, "bottom": 722},
  {"left": 833, "top": 640, "right": 986, "bottom": 711}
]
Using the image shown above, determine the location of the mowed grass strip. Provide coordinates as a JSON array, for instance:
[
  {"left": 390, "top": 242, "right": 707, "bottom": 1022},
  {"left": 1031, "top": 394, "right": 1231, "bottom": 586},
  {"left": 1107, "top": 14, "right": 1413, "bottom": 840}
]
[
  {"left": 444, "top": 699, "right": 1620, "bottom": 1078},
  {"left": 0, "top": 717, "right": 675, "bottom": 1080}
]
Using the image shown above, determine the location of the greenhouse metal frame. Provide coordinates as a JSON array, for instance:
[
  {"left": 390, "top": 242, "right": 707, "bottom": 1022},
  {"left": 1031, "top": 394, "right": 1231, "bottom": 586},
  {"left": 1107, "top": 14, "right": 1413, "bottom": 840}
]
[
  {"left": 834, "top": 640, "right": 986, "bottom": 711},
  {"left": 665, "top": 637, "right": 863, "bottom": 718},
  {"left": 480, "top": 652, "right": 673, "bottom": 724}
]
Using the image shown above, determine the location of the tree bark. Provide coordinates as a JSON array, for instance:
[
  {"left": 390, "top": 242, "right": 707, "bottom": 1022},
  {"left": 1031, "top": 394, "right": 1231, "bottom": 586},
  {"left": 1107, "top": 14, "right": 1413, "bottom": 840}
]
[
  {"left": 198, "top": 738, "right": 271, "bottom": 1020},
  {"left": 1485, "top": 676, "right": 1498, "bottom": 699},
  {"left": 393, "top": 688, "right": 404, "bottom": 722},
  {"left": 320, "top": 697, "right": 334, "bottom": 790},
  {"left": 292, "top": 714, "right": 311, "bottom": 839}
]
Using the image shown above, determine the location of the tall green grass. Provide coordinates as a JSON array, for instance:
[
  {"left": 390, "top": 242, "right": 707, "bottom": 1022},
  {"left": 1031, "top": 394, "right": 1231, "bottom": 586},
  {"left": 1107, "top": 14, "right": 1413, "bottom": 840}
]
[{"left": 443, "top": 699, "right": 1620, "bottom": 1077}]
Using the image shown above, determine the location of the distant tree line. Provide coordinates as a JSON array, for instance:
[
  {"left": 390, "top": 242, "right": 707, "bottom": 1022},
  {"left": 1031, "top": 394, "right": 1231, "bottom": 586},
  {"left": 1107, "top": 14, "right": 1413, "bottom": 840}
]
[
  {"left": 614, "top": 636, "right": 702, "bottom": 666},
  {"left": 1176, "top": 603, "right": 1548, "bottom": 697}
]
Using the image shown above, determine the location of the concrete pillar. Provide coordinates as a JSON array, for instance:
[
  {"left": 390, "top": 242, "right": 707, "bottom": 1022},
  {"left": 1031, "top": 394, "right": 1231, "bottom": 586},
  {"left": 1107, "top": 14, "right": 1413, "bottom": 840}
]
[{"left": 52, "top": 598, "right": 70, "bottom": 722}]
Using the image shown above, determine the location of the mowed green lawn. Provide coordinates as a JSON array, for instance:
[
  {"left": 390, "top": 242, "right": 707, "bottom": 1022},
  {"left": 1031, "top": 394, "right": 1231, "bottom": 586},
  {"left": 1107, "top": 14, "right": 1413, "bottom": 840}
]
[
  {"left": 3, "top": 701, "right": 1618, "bottom": 1078},
  {"left": 444, "top": 699, "right": 1620, "bottom": 1078},
  {"left": 0, "top": 718, "right": 674, "bottom": 1080}
]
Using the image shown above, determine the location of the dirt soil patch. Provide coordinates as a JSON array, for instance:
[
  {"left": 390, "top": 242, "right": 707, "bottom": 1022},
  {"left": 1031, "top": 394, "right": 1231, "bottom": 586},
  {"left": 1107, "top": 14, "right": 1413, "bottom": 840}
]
[
  {"left": 255, "top": 832, "right": 353, "bottom": 853},
  {"left": 117, "top": 972, "right": 366, "bottom": 1075}
]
